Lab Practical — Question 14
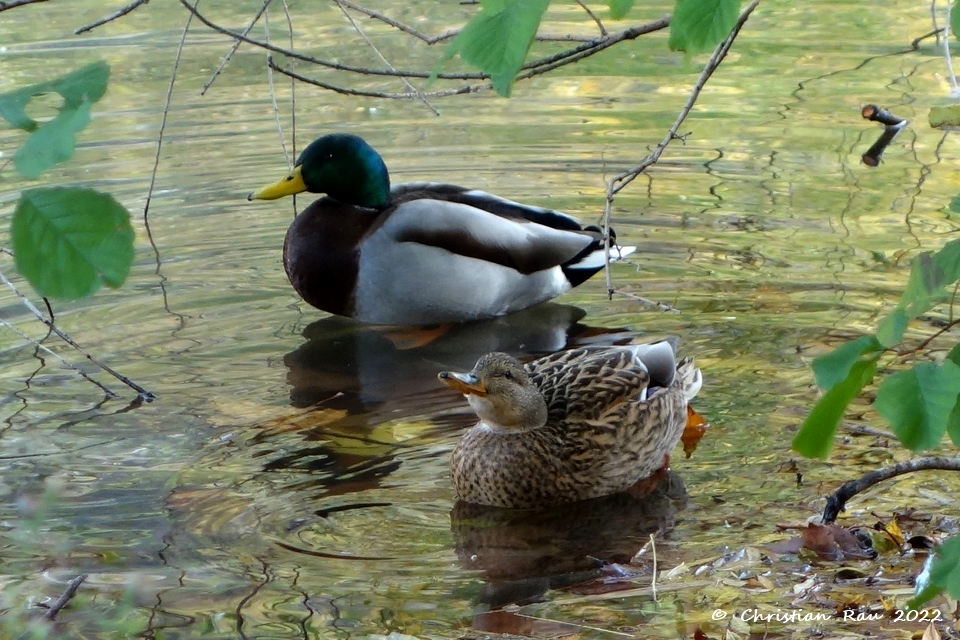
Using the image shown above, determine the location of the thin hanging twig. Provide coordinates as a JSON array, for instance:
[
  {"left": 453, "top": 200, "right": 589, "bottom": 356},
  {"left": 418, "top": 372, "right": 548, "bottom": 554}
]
[
  {"left": 74, "top": 0, "right": 149, "bottom": 34},
  {"left": 0, "top": 315, "right": 116, "bottom": 397},
  {"left": 334, "top": 0, "right": 439, "bottom": 115},
  {"left": 282, "top": 0, "right": 296, "bottom": 163},
  {"left": 0, "top": 269, "right": 137, "bottom": 398},
  {"left": 141, "top": 0, "right": 197, "bottom": 346},
  {"left": 179, "top": 0, "right": 668, "bottom": 84},
  {"left": 202, "top": 0, "right": 272, "bottom": 95},
  {"left": 575, "top": 0, "right": 607, "bottom": 36},
  {"left": 602, "top": 0, "right": 763, "bottom": 298},
  {"left": 179, "top": 0, "right": 481, "bottom": 79},
  {"left": 333, "top": 0, "right": 459, "bottom": 44}
]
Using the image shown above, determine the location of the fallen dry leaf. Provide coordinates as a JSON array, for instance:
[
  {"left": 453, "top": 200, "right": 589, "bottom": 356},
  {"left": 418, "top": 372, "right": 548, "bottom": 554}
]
[
  {"left": 682, "top": 405, "right": 709, "bottom": 458},
  {"left": 770, "top": 523, "right": 875, "bottom": 561},
  {"left": 920, "top": 620, "right": 941, "bottom": 640}
]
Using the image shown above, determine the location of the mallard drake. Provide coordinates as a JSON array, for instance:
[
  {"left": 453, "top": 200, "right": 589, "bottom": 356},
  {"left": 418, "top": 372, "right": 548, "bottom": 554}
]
[
  {"left": 438, "top": 341, "right": 702, "bottom": 508},
  {"left": 248, "top": 133, "right": 635, "bottom": 326}
]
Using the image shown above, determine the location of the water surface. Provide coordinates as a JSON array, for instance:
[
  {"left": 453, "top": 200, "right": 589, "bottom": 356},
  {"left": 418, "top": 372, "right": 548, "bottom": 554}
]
[{"left": 2, "top": 1, "right": 960, "bottom": 637}]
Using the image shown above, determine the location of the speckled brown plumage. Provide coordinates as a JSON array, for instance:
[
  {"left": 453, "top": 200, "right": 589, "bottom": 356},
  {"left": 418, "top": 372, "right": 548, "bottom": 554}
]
[{"left": 440, "top": 342, "right": 702, "bottom": 509}]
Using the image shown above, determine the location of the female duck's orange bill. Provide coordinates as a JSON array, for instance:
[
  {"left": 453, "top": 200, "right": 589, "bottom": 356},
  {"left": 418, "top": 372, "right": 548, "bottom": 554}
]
[{"left": 438, "top": 371, "right": 488, "bottom": 397}]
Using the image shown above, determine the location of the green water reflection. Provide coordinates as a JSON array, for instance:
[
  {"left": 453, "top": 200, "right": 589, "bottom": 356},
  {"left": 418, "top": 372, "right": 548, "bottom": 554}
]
[{"left": 3, "top": 0, "right": 960, "bottom": 637}]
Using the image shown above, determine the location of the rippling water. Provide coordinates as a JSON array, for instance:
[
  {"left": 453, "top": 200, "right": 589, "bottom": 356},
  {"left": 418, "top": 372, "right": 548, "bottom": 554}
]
[{"left": 3, "top": 0, "right": 960, "bottom": 637}]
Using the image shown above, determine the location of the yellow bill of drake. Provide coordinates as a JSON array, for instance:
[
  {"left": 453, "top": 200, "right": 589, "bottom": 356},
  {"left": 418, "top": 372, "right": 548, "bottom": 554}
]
[{"left": 248, "top": 164, "right": 307, "bottom": 201}]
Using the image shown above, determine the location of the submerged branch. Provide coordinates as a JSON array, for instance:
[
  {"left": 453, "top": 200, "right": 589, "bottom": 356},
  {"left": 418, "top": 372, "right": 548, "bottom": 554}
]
[
  {"left": 0, "top": 269, "right": 154, "bottom": 400},
  {"left": 822, "top": 457, "right": 960, "bottom": 523},
  {"left": 41, "top": 574, "right": 87, "bottom": 621}
]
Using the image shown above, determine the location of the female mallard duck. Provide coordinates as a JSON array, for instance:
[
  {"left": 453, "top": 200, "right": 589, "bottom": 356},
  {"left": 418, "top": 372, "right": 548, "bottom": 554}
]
[
  {"left": 438, "top": 340, "right": 702, "bottom": 508},
  {"left": 248, "top": 133, "right": 635, "bottom": 326}
]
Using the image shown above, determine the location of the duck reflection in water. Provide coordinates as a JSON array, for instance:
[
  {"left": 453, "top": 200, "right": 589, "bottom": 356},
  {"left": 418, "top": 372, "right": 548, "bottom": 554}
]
[
  {"left": 260, "top": 304, "right": 634, "bottom": 498},
  {"left": 451, "top": 470, "right": 688, "bottom": 610},
  {"left": 283, "top": 303, "right": 635, "bottom": 424}
]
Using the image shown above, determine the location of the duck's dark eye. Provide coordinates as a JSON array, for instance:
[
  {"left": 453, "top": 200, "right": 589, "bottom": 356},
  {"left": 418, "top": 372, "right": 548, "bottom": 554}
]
[{"left": 504, "top": 370, "right": 514, "bottom": 380}]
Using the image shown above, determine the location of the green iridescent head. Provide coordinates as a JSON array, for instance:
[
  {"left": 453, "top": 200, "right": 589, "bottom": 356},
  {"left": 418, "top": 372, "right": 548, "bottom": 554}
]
[{"left": 249, "top": 133, "right": 390, "bottom": 209}]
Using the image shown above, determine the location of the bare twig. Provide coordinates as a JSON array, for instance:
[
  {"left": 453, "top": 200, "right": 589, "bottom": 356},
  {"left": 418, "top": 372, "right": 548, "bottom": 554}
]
[
  {"left": 575, "top": 0, "right": 607, "bottom": 36},
  {"left": 0, "top": 0, "right": 49, "bottom": 13},
  {"left": 518, "top": 18, "right": 669, "bottom": 77},
  {"left": 615, "top": 290, "right": 679, "bottom": 313},
  {"left": 41, "top": 574, "right": 87, "bottom": 621},
  {"left": 330, "top": 1, "right": 589, "bottom": 44},
  {"left": 649, "top": 533, "right": 658, "bottom": 602},
  {"left": 140, "top": 0, "right": 194, "bottom": 349},
  {"left": 0, "top": 270, "right": 153, "bottom": 399},
  {"left": 265, "top": 18, "right": 669, "bottom": 99},
  {"left": 333, "top": 0, "right": 458, "bottom": 44},
  {"left": 179, "top": 0, "right": 483, "bottom": 79},
  {"left": 912, "top": 27, "right": 944, "bottom": 50},
  {"left": 180, "top": 0, "right": 667, "bottom": 85},
  {"left": 510, "top": 613, "right": 635, "bottom": 637},
  {"left": 0, "top": 314, "right": 116, "bottom": 397},
  {"left": 0, "top": 268, "right": 117, "bottom": 396},
  {"left": 202, "top": 0, "right": 272, "bottom": 95},
  {"left": 75, "top": 0, "right": 149, "bottom": 34},
  {"left": 932, "top": 0, "right": 942, "bottom": 44},
  {"left": 602, "top": 0, "right": 763, "bottom": 297},
  {"left": 334, "top": 0, "right": 439, "bottom": 115},
  {"left": 822, "top": 457, "right": 960, "bottom": 523},
  {"left": 267, "top": 59, "right": 483, "bottom": 98},
  {"left": 886, "top": 316, "right": 960, "bottom": 360}
]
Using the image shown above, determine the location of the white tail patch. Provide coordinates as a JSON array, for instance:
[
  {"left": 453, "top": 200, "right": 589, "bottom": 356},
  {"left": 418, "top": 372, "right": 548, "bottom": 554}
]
[
  {"left": 683, "top": 365, "right": 703, "bottom": 402},
  {"left": 568, "top": 245, "right": 637, "bottom": 271}
]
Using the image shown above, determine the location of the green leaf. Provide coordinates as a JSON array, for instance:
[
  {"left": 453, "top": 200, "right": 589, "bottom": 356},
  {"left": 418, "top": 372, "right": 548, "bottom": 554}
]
[
  {"left": 14, "top": 101, "right": 92, "bottom": 179},
  {"left": 877, "top": 308, "right": 908, "bottom": 348},
  {"left": 896, "top": 239, "right": 960, "bottom": 321},
  {"left": 934, "top": 237, "right": 960, "bottom": 283},
  {"left": 949, "top": 193, "right": 960, "bottom": 214},
  {"left": 952, "top": 0, "right": 960, "bottom": 41},
  {"left": 948, "top": 344, "right": 960, "bottom": 447},
  {"left": 909, "top": 536, "right": 960, "bottom": 609},
  {"left": 812, "top": 336, "right": 881, "bottom": 391},
  {"left": 0, "top": 61, "right": 109, "bottom": 178},
  {"left": 793, "top": 359, "right": 875, "bottom": 459},
  {"left": 11, "top": 187, "right": 134, "bottom": 299},
  {"left": 874, "top": 361, "right": 960, "bottom": 452},
  {"left": 668, "top": 0, "right": 739, "bottom": 54},
  {"left": 948, "top": 343, "right": 960, "bottom": 367},
  {"left": 608, "top": 0, "right": 635, "bottom": 19},
  {"left": 434, "top": 0, "right": 551, "bottom": 97}
]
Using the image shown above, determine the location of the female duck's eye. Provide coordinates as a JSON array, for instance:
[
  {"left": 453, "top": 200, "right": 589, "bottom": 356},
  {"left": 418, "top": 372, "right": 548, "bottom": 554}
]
[{"left": 504, "top": 370, "right": 514, "bottom": 380}]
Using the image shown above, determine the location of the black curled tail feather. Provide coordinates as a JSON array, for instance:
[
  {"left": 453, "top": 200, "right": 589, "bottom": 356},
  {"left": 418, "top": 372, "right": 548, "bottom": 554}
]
[{"left": 561, "top": 226, "right": 619, "bottom": 287}]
